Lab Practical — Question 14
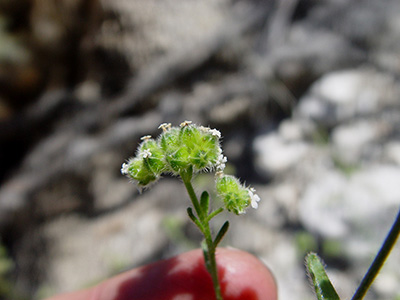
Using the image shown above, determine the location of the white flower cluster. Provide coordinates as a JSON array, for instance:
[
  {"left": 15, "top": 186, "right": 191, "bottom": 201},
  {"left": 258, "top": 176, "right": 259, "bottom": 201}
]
[
  {"left": 199, "top": 126, "right": 221, "bottom": 139},
  {"left": 248, "top": 188, "right": 261, "bottom": 209},
  {"left": 216, "top": 154, "right": 227, "bottom": 171},
  {"left": 121, "top": 162, "right": 129, "bottom": 175}
]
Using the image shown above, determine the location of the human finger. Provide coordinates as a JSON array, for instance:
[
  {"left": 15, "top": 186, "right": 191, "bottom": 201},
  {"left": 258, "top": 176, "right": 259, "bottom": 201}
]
[{"left": 46, "top": 247, "right": 277, "bottom": 300}]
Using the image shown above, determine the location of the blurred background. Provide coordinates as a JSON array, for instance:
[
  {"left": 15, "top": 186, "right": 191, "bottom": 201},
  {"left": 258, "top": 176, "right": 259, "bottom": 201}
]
[{"left": 0, "top": 0, "right": 399, "bottom": 299}]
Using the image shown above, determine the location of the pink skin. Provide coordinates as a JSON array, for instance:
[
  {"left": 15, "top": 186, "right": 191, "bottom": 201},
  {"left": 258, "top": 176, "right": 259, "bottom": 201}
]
[{"left": 46, "top": 248, "right": 277, "bottom": 300}]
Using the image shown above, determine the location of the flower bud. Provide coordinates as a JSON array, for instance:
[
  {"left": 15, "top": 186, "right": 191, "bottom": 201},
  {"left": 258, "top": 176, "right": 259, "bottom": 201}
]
[
  {"left": 121, "top": 137, "right": 166, "bottom": 187},
  {"left": 159, "top": 127, "right": 190, "bottom": 173},
  {"left": 159, "top": 122, "right": 223, "bottom": 174},
  {"left": 121, "top": 157, "right": 158, "bottom": 187},
  {"left": 138, "top": 138, "right": 167, "bottom": 174},
  {"left": 216, "top": 174, "right": 249, "bottom": 215},
  {"left": 122, "top": 121, "right": 226, "bottom": 187},
  {"left": 180, "top": 124, "right": 221, "bottom": 172},
  {"left": 215, "top": 174, "right": 261, "bottom": 214}
]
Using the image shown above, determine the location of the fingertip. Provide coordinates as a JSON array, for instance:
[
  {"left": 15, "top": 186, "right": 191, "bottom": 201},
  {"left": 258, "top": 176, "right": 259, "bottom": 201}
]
[
  {"left": 43, "top": 288, "right": 93, "bottom": 300},
  {"left": 45, "top": 248, "right": 277, "bottom": 300},
  {"left": 216, "top": 248, "right": 278, "bottom": 300}
]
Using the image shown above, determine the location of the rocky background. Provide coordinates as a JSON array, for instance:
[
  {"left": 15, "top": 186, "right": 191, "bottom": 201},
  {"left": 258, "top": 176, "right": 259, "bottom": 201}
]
[{"left": 0, "top": 0, "right": 400, "bottom": 299}]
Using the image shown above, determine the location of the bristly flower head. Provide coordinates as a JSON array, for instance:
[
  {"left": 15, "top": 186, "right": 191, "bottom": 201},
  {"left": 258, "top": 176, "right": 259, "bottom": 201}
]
[
  {"left": 121, "top": 121, "right": 260, "bottom": 212},
  {"left": 121, "top": 121, "right": 224, "bottom": 185},
  {"left": 121, "top": 136, "right": 166, "bottom": 187},
  {"left": 215, "top": 172, "right": 260, "bottom": 215}
]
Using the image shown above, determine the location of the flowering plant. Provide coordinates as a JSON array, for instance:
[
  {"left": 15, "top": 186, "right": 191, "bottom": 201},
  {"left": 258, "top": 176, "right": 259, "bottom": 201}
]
[
  {"left": 121, "top": 121, "right": 259, "bottom": 299},
  {"left": 121, "top": 121, "right": 400, "bottom": 300}
]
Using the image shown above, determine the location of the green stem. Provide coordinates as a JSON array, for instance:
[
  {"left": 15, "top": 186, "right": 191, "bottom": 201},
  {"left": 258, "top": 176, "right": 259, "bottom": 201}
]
[
  {"left": 203, "top": 223, "right": 223, "bottom": 300},
  {"left": 351, "top": 207, "right": 400, "bottom": 300},
  {"left": 180, "top": 169, "right": 223, "bottom": 300},
  {"left": 181, "top": 168, "right": 203, "bottom": 219},
  {"left": 207, "top": 207, "right": 224, "bottom": 223}
]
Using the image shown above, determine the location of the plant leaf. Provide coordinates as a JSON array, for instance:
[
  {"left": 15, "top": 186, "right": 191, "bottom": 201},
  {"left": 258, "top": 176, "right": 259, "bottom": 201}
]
[
  {"left": 200, "top": 191, "right": 210, "bottom": 217},
  {"left": 207, "top": 207, "right": 224, "bottom": 222},
  {"left": 187, "top": 207, "right": 204, "bottom": 233},
  {"left": 306, "top": 252, "right": 341, "bottom": 300},
  {"left": 214, "top": 221, "right": 229, "bottom": 247}
]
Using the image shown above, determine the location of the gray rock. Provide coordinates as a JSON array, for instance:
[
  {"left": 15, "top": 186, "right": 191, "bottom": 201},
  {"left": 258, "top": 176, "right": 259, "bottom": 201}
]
[
  {"left": 37, "top": 179, "right": 187, "bottom": 296},
  {"left": 299, "top": 165, "right": 400, "bottom": 253},
  {"left": 253, "top": 132, "right": 310, "bottom": 176},
  {"left": 331, "top": 120, "right": 383, "bottom": 165},
  {"left": 384, "top": 142, "right": 400, "bottom": 165},
  {"left": 297, "top": 68, "right": 400, "bottom": 127},
  {"left": 299, "top": 170, "right": 349, "bottom": 238}
]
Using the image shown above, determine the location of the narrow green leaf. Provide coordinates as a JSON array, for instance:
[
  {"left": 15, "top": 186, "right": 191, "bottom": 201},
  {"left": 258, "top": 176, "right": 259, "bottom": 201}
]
[
  {"left": 187, "top": 207, "right": 204, "bottom": 233},
  {"left": 206, "top": 207, "right": 224, "bottom": 222},
  {"left": 306, "top": 252, "right": 340, "bottom": 300},
  {"left": 200, "top": 191, "right": 210, "bottom": 217},
  {"left": 213, "top": 221, "right": 229, "bottom": 247}
]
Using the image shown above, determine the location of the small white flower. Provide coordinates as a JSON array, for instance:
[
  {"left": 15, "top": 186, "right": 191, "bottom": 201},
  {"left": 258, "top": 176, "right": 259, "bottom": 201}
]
[
  {"left": 215, "top": 171, "right": 224, "bottom": 178},
  {"left": 158, "top": 123, "right": 171, "bottom": 132},
  {"left": 248, "top": 188, "right": 261, "bottom": 209},
  {"left": 216, "top": 154, "right": 227, "bottom": 171},
  {"left": 121, "top": 162, "right": 129, "bottom": 175},
  {"left": 142, "top": 149, "right": 152, "bottom": 158},
  {"left": 199, "top": 126, "right": 210, "bottom": 133},
  {"left": 141, "top": 135, "right": 152, "bottom": 141},
  {"left": 180, "top": 120, "right": 192, "bottom": 127},
  {"left": 209, "top": 128, "right": 221, "bottom": 139},
  {"left": 198, "top": 126, "right": 221, "bottom": 138}
]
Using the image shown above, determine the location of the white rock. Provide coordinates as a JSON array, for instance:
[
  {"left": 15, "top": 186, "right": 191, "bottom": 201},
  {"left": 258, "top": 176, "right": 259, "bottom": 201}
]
[
  {"left": 278, "top": 119, "right": 307, "bottom": 141},
  {"left": 297, "top": 68, "right": 400, "bottom": 126},
  {"left": 331, "top": 120, "right": 381, "bottom": 164},
  {"left": 374, "top": 269, "right": 400, "bottom": 297},
  {"left": 253, "top": 133, "right": 309, "bottom": 175},
  {"left": 317, "top": 70, "right": 376, "bottom": 106},
  {"left": 299, "top": 171, "right": 349, "bottom": 238},
  {"left": 299, "top": 165, "right": 400, "bottom": 259},
  {"left": 384, "top": 141, "right": 400, "bottom": 165},
  {"left": 41, "top": 180, "right": 185, "bottom": 294}
]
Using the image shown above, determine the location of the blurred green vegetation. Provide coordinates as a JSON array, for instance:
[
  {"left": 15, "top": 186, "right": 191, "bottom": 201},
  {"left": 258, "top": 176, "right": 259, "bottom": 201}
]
[
  {"left": 295, "top": 230, "right": 318, "bottom": 257},
  {"left": 332, "top": 156, "right": 359, "bottom": 176},
  {"left": 163, "top": 216, "right": 197, "bottom": 250},
  {"left": 312, "top": 126, "right": 330, "bottom": 146},
  {"left": 0, "top": 241, "right": 20, "bottom": 300},
  {"left": 0, "top": 15, "right": 30, "bottom": 64}
]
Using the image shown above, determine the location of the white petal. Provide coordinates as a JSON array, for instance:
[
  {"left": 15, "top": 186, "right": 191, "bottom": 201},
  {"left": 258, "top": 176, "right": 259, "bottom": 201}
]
[
  {"left": 158, "top": 123, "right": 171, "bottom": 131},
  {"left": 121, "top": 163, "right": 129, "bottom": 175},
  {"left": 209, "top": 129, "right": 221, "bottom": 138},
  {"left": 142, "top": 149, "right": 152, "bottom": 158},
  {"left": 216, "top": 154, "right": 227, "bottom": 171},
  {"left": 249, "top": 189, "right": 261, "bottom": 209},
  {"left": 180, "top": 120, "right": 192, "bottom": 127},
  {"left": 251, "top": 198, "right": 259, "bottom": 209}
]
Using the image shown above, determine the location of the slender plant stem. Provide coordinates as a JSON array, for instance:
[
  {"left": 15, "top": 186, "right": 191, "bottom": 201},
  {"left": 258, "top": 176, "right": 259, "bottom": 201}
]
[
  {"left": 181, "top": 168, "right": 203, "bottom": 219},
  {"left": 351, "top": 207, "right": 400, "bottom": 300},
  {"left": 181, "top": 169, "right": 223, "bottom": 300},
  {"left": 203, "top": 222, "right": 223, "bottom": 300}
]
